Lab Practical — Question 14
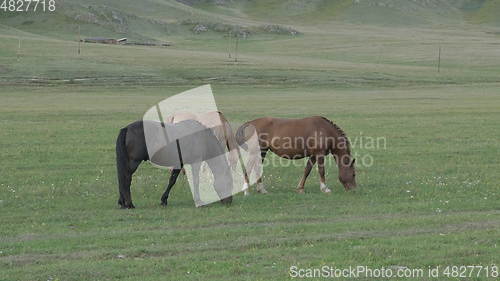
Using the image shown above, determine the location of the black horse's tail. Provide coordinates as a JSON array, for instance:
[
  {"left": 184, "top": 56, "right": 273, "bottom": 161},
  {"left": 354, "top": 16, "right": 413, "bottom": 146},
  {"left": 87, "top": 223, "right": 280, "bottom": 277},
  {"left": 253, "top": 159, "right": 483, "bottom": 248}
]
[
  {"left": 235, "top": 122, "right": 250, "bottom": 150},
  {"left": 116, "top": 127, "right": 129, "bottom": 206}
]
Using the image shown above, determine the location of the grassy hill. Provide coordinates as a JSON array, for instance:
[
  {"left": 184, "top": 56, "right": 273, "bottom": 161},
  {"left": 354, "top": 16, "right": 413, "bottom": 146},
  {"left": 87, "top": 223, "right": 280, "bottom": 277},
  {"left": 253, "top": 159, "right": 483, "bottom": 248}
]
[
  {"left": 2, "top": 0, "right": 500, "bottom": 42},
  {"left": 236, "top": 0, "right": 500, "bottom": 26}
]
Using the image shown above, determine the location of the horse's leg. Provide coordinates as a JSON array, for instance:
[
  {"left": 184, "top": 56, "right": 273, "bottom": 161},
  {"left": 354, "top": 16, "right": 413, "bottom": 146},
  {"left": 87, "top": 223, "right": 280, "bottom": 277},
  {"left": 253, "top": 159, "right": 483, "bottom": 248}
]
[
  {"left": 191, "top": 162, "right": 204, "bottom": 206},
  {"left": 119, "top": 159, "right": 141, "bottom": 209},
  {"left": 241, "top": 156, "right": 250, "bottom": 194},
  {"left": 161, "top": 168, "right": 181, "bottom": 206},
  {"left": 317, "top": 155, "right": 331, "bottom": 193},
  {"left": 296, "top": 156, "right": 316, "bottom": 193},
  {"left": 206, "top": 156, "right": 233, "bottom": 205},
  {"left": 255, "top": 150, "right": 268, "bottom": 194},
  {"left": 243, "top": 149, "right": 267, "bottom": 195},
  {"left": 242, "top": 153, "right": 258, "bottom": 195}
]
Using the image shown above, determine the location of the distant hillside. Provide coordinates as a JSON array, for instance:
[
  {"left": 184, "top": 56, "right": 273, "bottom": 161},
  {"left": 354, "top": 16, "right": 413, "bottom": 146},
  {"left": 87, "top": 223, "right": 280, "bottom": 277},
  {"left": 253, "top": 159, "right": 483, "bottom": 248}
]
[
  {"left": 1, "top": 0, "right": 499, "bottom": 41},
  {"left": 461, "top": 0, "right": 500, "bottom": 25},
  {"left": 176, "top": 0, "right": 500, "bottom": 25}
]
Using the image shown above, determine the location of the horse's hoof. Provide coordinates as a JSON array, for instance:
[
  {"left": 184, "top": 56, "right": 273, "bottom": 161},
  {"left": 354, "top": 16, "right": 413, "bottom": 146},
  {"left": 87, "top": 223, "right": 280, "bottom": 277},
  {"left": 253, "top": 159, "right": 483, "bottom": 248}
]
[
  {"left": 242, "top": 183, "right": 250, "bottom": 196},
  {"left": 320, "top": 183, "right": 331, "bottom": 193},
  {"left": 321, "top": 187, "right": 332, "bottom": 193},
  {"left": 120, "top": 201, "right": 135, "bottom": 209},
  {"left": 118, "top": 198, "right": 128, "bottom": 208},
  {"left": 220, "top": 196, "right": 232, "bottom": 204},
  {"left": 296, "top": 188, "right": 305, "bottom": 194},
  {"left": 161, "top": 201, "right": 168, "bottom": 207}
]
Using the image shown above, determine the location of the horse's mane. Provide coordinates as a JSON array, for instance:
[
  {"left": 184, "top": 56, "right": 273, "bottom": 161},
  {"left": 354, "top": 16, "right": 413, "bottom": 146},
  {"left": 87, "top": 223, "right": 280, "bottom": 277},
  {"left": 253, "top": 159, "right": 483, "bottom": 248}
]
[{"left": 320, "top": 116, "right": 351, "bottom": 153}]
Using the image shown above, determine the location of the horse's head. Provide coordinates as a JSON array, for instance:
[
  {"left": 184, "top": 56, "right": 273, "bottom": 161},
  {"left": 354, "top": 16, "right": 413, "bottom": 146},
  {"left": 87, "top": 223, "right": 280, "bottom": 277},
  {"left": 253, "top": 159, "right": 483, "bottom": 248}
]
[{"left": 339, "top": 158, "right": 356, "bottom": 190}]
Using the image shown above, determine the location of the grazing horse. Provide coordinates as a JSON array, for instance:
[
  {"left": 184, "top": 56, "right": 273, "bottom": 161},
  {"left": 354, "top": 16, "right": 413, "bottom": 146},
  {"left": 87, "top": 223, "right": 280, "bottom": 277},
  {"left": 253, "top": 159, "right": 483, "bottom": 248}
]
[
  {"left": 236, "top": 116, "right": 356, "bottom": 194},
  {"left": 116, "top": 119, "right": 233, "bottom": 209},
  {"left": 164, "top": 111, "right": 250, "bottom": 191}
]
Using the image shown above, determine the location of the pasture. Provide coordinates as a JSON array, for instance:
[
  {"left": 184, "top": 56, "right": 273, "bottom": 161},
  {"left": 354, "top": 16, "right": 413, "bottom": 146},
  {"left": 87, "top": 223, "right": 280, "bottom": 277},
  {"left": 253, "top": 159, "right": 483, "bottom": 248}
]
[{"left": 1, "top": 4, "right": 500, "bottom": 280}]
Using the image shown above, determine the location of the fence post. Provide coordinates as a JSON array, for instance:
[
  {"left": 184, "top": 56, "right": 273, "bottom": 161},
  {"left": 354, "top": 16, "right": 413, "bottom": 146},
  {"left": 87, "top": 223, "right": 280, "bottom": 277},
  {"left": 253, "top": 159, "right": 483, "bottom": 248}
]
[
  {"left": 437, "top": 46, "right": 441, "bottom": 73},
  {"left": 78, "top": 25, "right": 81, "bottom": 55},
  {"left": 234, "top": 35, "right": 239, "bottom": 62},
  {"left": 17, "top": 38, "right": 21, "bottom": 62}
]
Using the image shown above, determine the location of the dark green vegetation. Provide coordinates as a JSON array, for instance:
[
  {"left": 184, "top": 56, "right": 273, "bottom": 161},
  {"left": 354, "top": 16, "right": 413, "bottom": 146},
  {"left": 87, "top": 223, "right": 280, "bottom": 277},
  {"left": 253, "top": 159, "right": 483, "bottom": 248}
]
[{"left": 1, "top": 0, "right": 499, "bottom": 280}]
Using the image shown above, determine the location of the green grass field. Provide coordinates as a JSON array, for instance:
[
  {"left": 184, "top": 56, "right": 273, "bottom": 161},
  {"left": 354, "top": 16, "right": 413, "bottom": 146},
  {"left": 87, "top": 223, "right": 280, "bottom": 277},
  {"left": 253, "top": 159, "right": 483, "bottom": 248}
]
[{"left": 1, "top": 1, "right": 499, "bottom": 280}]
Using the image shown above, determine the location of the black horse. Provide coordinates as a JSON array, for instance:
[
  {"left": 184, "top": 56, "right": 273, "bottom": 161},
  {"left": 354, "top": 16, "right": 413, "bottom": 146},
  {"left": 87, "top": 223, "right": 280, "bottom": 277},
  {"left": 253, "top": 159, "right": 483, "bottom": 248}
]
[{"left": 116, "top": 119, "right": 233, "bottom": 209}]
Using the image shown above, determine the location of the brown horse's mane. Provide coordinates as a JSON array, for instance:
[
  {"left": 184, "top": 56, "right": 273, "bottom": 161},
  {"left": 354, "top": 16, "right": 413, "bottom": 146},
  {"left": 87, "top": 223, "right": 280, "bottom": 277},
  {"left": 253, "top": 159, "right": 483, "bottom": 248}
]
[{"left": 319, "top": 116, "right": 351, "bottom": 154}]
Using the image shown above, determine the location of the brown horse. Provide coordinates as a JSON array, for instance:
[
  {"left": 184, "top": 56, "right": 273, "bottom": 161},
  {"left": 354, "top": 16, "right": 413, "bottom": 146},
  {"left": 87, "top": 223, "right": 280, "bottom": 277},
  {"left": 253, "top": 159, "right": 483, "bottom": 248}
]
[{"left": 236, "top": 116, "right": 356, "bottom": 194}]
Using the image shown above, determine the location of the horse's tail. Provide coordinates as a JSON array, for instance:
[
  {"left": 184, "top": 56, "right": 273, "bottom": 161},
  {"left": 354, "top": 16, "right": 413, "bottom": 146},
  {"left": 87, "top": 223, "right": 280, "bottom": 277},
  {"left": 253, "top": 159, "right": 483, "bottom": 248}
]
[
  {"left": 212, "top": 112, "right": 238, "bottom": 169},
  {"left": 235, "top": 122, "right": 250, "bottom": 150},
  {"left": 116, "top": 127, "right": 129, "bottom": 204}
]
